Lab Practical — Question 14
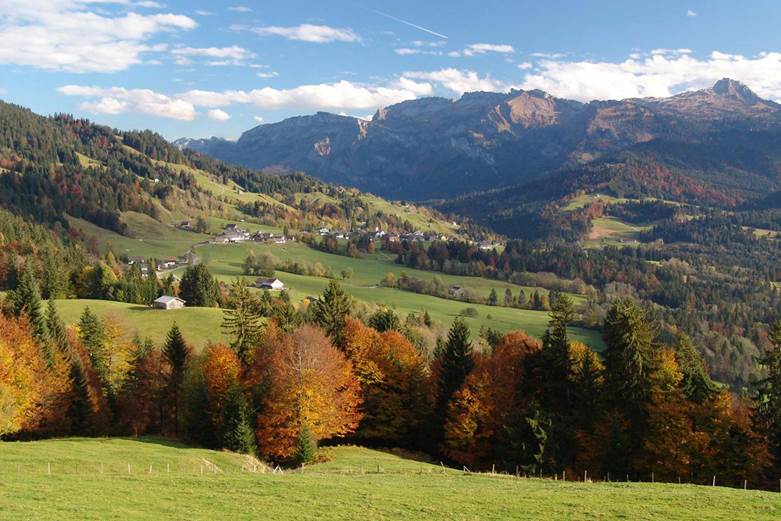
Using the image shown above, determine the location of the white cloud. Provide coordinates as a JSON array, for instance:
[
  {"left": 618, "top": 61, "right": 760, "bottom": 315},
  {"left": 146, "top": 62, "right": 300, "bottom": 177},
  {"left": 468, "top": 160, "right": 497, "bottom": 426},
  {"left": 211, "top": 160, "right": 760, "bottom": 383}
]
[
  {"left": 172, "top": 45, "right": 254, "bottom": 66},
  {"left": 449, "top": 43, "right": 515, "bottom": 58},
  {"left": 256, "top": 71, "right": 279, "bottom": 78},
  {"left": 0, "top": 0, "right": 197, "bottom": 73},
  {"left": 207, "top": 109, "right": 231, "bottom": 121},
  {"left": 253, "top": 116, "right": 264, "bottom": 123},
  {"left": 249, "top": 24, "right": 360, "bottom": 43},
  {"left": 179, "top": 78, "right": 432, "bottom": 110},
  {"left": 228, "top": 5, "right": 252, "bottom": 12},
  {"left": 59, "top": 85, "right": 197, "bottom": 120},
  {"left": 195, "top": 10, "right": 213, "bottom": 16},
  {"left": 519, "top": 50, "right": 781, "bottom": 102},
  {"left": 402, "top": 68, "right": 506, "bottom": 95},
  {"left": 517, "top": 62, "right": 533, "bottom": 70},
  {"left": 687, "top": 9, "right": 697, "bottom": 17},
  {"left": 395, "top": 47, "right": 442, "bottom": 56},
  {"left": 59, "top": 76, "right": 434, "bottom": 119}
]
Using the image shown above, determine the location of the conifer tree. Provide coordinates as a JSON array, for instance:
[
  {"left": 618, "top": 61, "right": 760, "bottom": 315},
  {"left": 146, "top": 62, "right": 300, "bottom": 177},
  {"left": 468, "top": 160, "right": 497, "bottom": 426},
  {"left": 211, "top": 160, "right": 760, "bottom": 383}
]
[
  {"left": 503, "top": 288, "right": 514, "bottom": 307},
  {"left": 221, "top": 279, "right": 263, "bottom": 364},
  {"left": 434, "top": 318, "right": 474, "bottom": 438},
  {"left": 220, "top": 385, "right": 257, "bottom": 455},
  {"left": 312, "top": 280, "right": 352, "bottom": 345},
  {"left": 13, "top": 262, "right": 48, "bottom": 344},
  {"left": 368, "top": 307, "right": 401, "bottom": 332},
  {"left": 753, "top": 319, "right": 781, "bottom": 473},
  {"left": 163, "top": 323, "right": 190, "bottom": 436},
  {"left": 179, "top": 264, "right": 219, "bottom": 307},
  {"left": 487, "top": 288, "right": 498, "bottom": 306},
  {"left": 78, "top": 307, "right": 108, "bottom": 380},
  {"left": 293, "top": 423, "right": 318, "bottom": 465},
  {"left": 46, "top": 299, "right": 68, "bottom": 354},
  {"left": 674, "top": 334, "right": 716, "bottom": 404}
]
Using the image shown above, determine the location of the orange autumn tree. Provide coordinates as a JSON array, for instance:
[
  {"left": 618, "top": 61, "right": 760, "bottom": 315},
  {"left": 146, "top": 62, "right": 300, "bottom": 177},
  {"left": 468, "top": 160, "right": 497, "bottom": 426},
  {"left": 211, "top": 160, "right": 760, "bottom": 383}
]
[
  {"left": 256, "top": 325, "right": 362, "bottom": 461},
  {"left": 203, "top": 343, "right": 242, "bottom": 427},
  {"left": 443, "top": 330, "right": 540, "bottom": 468},
  {"left": 341, "top": 318, "right": 431, "bottom": 444},
  {"left": 0, "top": 314, "right": 69, "bottom": 437}
]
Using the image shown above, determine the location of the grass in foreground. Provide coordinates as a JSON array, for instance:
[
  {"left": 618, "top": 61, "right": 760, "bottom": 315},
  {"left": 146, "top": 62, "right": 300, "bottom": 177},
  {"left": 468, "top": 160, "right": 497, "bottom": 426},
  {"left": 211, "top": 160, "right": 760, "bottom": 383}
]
[{"left": 0, "top": 437, "right": 779, "bottom": 520}]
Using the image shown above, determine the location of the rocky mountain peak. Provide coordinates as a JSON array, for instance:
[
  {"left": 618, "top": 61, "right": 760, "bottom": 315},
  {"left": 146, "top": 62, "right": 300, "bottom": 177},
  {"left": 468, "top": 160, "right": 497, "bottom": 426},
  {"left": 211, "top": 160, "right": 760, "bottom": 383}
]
[{"left": 710, "top": 78, "right": 762, "bottom": 104}]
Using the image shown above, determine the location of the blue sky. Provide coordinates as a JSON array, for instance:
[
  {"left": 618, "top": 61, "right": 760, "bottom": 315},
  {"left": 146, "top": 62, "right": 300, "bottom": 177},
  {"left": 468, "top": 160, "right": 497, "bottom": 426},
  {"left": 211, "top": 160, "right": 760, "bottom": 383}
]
[{"left": 2, "top": 0, "right": 781, "bottom": 139}]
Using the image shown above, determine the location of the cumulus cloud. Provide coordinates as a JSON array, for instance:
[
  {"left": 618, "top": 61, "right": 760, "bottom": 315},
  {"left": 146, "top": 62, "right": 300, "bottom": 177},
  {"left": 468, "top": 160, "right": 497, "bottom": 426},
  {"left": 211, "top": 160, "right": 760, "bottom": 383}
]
[
  {"left": 253, "top": 116, "right": 264, "bottom": 123},
  {"left": 59, "top": 76, "right": 434, "bottom": 120},
  {"left": 517, "top": 62, "right": 533, "bottom": 70},
  {"left": 207, "top": 109, "right": 231, "bottom": 121},
  {"left": 178, "top": 78, "right": 432, "bottom": 110},
  {"left": 248, "top": 24, "right": 360, "bottom": 43},
  {"left": 687, "top": 10, "right": 697, "bottom": 17},
  {"left": 519, "top": 50, "right": 781, "bottom": 101},
  {"left": 0, "top": 0, "right": 196, "bottom": 73},
  {"left": 449, "top": 43, "right": 515, "bottom": 58},
  {"left": 402, "top": 68, "right": 506, "bottom": 95},
  {"left": 171, "top": 45, "right": 255, "bottom": 66},
  {"left": 58, "top": 85, "right": 197, "bottom": 120}
]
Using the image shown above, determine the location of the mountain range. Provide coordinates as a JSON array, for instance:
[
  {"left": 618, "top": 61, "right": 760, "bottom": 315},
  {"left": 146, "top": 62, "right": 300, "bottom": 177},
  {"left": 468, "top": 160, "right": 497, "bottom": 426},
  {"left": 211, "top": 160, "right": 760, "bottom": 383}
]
[{"left": 175, "top": 79, "right": 781, "bottom": 205}]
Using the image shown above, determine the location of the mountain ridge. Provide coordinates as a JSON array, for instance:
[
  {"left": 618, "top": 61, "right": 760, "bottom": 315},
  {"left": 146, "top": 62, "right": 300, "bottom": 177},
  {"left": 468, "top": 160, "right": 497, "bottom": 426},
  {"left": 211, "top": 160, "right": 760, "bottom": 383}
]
[{"left": 175, "top": 78, "right": 781, "bottom": 201}]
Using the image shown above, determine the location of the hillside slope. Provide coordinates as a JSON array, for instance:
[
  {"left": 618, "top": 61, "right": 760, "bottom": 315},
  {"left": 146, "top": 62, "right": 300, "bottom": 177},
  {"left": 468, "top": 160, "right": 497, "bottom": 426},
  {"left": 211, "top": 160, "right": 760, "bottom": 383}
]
[{"left": 1, "top": 437, "right": 779, "bottom": 520}]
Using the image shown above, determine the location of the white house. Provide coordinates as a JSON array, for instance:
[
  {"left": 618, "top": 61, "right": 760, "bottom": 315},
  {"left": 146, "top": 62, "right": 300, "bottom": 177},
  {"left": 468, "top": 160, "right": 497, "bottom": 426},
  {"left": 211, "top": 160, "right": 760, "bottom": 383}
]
[
  {"left": 256, "top": 277, "right": 285, "bottom": 291},
  {"left": 153, "top": 295, "right": 185, "bottom": 310}
]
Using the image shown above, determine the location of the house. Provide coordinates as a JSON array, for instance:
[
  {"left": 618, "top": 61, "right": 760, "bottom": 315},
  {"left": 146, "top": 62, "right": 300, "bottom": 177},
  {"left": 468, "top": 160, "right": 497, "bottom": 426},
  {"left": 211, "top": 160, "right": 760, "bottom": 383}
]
[
  {"left": 256, "top": 277, "right": 285, "bottom": 291},
  {"left": 159, "top": 257, "right": 178, "bottom": 269},
  {"left": 153, "top": 295, "right": 185, "bottom": 310},
  {"left": 448, "top": 285, "right": 465, "bottom": 298},
  {"left": 127, "top": 256, "right": 147, "bottom": 266}
]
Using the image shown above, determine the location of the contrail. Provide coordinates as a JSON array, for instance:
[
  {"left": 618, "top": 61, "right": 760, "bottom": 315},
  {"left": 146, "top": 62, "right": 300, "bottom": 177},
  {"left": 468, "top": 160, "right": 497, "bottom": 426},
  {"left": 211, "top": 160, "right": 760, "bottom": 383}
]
[{"left": 373, "top": 9, "right": 448, "bottom": 39}]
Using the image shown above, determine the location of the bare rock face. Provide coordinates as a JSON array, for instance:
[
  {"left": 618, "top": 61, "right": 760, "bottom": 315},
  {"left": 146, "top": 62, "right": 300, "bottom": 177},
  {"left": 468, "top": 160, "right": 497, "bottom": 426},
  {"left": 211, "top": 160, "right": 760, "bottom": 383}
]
[{"left": 177, "top": 79, "right": 781, "bottom": 200}]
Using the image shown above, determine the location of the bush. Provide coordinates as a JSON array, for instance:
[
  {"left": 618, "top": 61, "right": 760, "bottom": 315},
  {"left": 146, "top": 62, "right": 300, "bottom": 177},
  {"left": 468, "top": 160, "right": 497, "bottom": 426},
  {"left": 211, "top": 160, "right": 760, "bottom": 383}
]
[{"left": 459, "top": 307, "right": 479, "bottom": 318}]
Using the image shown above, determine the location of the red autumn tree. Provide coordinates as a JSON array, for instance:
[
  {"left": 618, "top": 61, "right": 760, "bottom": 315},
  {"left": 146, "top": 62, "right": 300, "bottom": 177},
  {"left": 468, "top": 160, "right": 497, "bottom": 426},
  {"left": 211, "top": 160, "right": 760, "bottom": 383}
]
[{"left": 256, "top": 324, "right": 362, "bottom": 461}]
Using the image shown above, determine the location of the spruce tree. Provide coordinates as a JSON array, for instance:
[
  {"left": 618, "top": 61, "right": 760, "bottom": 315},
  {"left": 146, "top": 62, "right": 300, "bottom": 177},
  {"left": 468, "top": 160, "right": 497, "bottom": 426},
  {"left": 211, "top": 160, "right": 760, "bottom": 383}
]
[
  {"left": 368, "top": 307, "right": 401, "bottom": 332},
  {"left": 312, "top": 280, "right": 352, "bottom": 345},
  {"left": 163, "top": 323, "right": 191, "bottom": 436},
  {"left": 434, "top": 318, "right": 474, "bottom": 438},
  {"left": 13, "top": 262, "right": 48, "bottom": 344},
  {"left": 603, "top": 299, "right": 656, "bottom": 408},
  {"left": 46, "top": 299, "right": 68, "bottom": 355},
  {"left": 78, "top": 307, "right": 108, "bottom": 380},
  {"left": 293, "top": 423, "right": 318, "bottom": 465},
  {"left": 487, "top": 288, "right": 498, "bottom": 306},
  {"left": 179, "top": 264, "right": 219, "bottom": 307},
  {"left": 503, "top": 288, "right": 514, "bottom": 307},
  {"left": 674, "top": 334, "right": 716, "bottom": 404},
  {"left": 753, "top": 319, "right": 781, "bottom": 473},
  {"left": 221, "top": 279, "right": 263, "bottom": 364},
  {"left": 220, "top": 385, "right": 257, "bottom": 455}
]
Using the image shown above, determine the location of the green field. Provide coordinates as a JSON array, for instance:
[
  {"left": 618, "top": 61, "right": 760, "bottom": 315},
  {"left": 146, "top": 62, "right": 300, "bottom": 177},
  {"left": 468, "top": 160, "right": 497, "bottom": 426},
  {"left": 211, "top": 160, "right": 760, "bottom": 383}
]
[
  {"left": 66, "top": 212, "right": 209, "bottom": 259},
  {"left": 194, "top": 241, "right": 603, "bottom": 347},
  {"left": 0, "top": 437, "right": 778, "bottom": 520},
  {"left": 55, "top": 299, "right": 228, "bottom": 349}
]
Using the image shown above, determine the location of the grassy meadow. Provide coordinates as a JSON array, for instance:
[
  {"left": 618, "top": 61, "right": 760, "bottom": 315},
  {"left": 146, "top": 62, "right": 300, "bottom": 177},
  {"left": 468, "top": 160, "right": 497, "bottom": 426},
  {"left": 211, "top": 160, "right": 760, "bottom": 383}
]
[
  {"left": 55, "top": 299, "right": 228, "bottom": 350},
  {"left": 0, "top": 437, "right": 778, "bottom": 520}
]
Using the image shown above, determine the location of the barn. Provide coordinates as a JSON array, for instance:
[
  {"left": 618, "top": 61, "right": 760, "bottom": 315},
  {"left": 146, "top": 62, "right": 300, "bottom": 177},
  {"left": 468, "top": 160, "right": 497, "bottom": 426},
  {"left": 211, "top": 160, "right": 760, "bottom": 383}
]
[
  {"left": 153, "top": 295, "right": 186, "bottom": 310},
  {"left": 256, "top": 277, "right": 285, "bottom": 291}
]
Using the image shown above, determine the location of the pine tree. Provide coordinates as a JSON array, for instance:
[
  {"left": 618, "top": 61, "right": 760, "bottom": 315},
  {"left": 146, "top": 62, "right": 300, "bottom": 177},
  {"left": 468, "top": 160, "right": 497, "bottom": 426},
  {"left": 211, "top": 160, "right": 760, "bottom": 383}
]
[
  {"left": 293, "top": 423, "right": 318, "bottom": 465},
  {"left": 487, "top": 288, "right": 498, "bottom": 306},
  {"left": 674, "top": 334, "right": 716, "bottom": 404},
  {"left": 162, "top": 323, "right": 190, "bottom": 436},
  {"left": 603, "top": 299, "right": 656, "bottom": 409},
  {"left": 312, "top": 280, "right": 352, "bottom": 345},
  {"left": 13, "top": 262, "right": 48, "bottom": 344},
  {"left": 368, "top": 307, "right": 401, "bottom": 332},
  {"left": 46, "top": 299, "right": 68, "bottom": 354},
  {"left": 78, "top": 307, "right": 108, "bottom": 380},
  {"left": 221, "top": 279, "right": 263, "bottom": 364},
  {"left": 753, "top": 319, "right": 781, "bottom": 473},
  {"left": 220, "top": 385, "right": 257, "bottom": 455},
  {"left": 434, "top": 318, "right": 474, "bottom": 440},
  {"left": 503, "top": 288, "right": 514, "bottom": 307},
  {"left": 179, "top": 264, "right": 219, "bottom": 307}
]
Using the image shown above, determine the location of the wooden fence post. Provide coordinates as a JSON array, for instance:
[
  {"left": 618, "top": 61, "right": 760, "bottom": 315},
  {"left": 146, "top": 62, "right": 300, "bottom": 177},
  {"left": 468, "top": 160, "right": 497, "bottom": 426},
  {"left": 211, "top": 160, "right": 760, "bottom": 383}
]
[
  {"left": 562, "top": 470, "right": 566, "bottom": 481},
  {"left": 584, "top": 470, "right": 588, "bottom": 482},
  {"left": 47, "top": 462, "right": 51, "bottom": 475}
]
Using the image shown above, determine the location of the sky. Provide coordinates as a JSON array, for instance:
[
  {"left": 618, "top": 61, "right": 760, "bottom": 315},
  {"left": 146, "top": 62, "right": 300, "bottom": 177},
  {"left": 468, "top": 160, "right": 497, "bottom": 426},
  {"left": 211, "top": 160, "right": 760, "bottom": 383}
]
[{"left": 3, "top": 0, "right": 781, "bottom": 140}]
